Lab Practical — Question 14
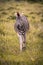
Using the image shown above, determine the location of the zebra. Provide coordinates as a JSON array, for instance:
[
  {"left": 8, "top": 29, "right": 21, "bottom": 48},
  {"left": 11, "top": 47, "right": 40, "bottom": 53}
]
[{"left": 14, "top": 12, "right": 29, "bottom": 51}]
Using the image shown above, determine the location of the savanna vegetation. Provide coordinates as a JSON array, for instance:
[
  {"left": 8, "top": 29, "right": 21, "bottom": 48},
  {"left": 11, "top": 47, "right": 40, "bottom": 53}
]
[{"left": 0, "top": 0, "right": 43, "bottom": 65}]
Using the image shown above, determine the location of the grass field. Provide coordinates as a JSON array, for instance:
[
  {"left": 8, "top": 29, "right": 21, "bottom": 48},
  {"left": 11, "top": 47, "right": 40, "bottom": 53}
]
[{"left": 0, "top": 1, "right": 43, "bottom": 65}]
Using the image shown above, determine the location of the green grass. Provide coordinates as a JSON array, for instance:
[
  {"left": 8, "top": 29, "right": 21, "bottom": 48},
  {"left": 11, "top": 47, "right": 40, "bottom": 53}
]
[{"left": 0, "top": 1, "right": 43, "bottom": 65}]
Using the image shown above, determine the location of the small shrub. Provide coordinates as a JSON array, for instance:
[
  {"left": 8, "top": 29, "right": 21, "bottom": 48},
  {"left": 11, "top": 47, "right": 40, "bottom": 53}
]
[
  {"left": 29, "top": 12, "right": 34, "bottom": 14},
  {"left": 42, "top": 14, "right": 43, "bottom": 17},
  {"left": 32, "top": 16, "right": 35, "bottom": 19},
  {"left": 41, "top": 19, "right": 43, "bottom": 22},
  {"left": 0, "top": 29, "right": 5, "bottom": 36},
  {"left": 36, "top": 12, "right": 41, "bottom": 15},
  {"left": 38, "top": 32, "right": 43, "bottom": 39},
  {"left": 7, "top": 7, "right": 14, "bottom": 10},
  {"left": 7, "top": 16, "right": 16, "bottom": 20},
  {"left": 0, "top": 0, "right": 10, "bottom": 2},
  {"left": 25, "top": 15, "right": 28, "bottom": 17},
  {"left": 1, "top": 12, "right": 7, "bottom": 15},
  {"left": 0, "top": 9, "right": 5, "bottom": 11}
]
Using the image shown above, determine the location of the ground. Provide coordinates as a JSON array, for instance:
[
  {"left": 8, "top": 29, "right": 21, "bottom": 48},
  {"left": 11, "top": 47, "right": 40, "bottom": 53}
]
[{"left": 0, "top": 1, "right": 43, "bottom": 65}]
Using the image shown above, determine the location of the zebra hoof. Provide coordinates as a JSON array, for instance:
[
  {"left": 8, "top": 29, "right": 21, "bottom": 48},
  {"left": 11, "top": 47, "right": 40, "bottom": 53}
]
[{"left": 22, "top": 47, "right": 26, "bottom": 51}]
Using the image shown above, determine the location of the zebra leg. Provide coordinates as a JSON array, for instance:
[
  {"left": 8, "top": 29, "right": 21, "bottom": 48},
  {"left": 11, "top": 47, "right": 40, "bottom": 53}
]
[
  {"left": 22, "top": 34, "right": 26, "bottom": 50},
  {"left": 17, "top": 34, "right": 23, "bottom": 51}
]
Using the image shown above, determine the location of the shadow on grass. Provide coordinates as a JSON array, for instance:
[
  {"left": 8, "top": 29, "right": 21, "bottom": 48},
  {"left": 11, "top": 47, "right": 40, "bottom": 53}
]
[
  {"left": 34, "top": 58, "right": 43, "bottom": 65},
  {"left": 0, "top": 59, "right": 43, "bottom": 65},
  {"left": 0, "top": 60, "right": 33, "bottom": 65}
]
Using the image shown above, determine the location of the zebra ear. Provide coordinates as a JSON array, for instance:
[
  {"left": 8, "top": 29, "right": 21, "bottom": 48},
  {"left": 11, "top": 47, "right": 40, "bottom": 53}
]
[
  {"left": 17, "top": 12, "right": 20, "bottom": 17},
  {"left": 15, "top": 13, "right": 17, "bottom": 17},
  {"left": 15, "top": 12, "right": 24, "bottom": 17},
  {"left": 20, "top": 12, "right": 24, "bottom": 16},
  {"left": 21, "top": 12, "right": 24, "bottom": 15},
  {"left": 15, "top": 12, "right": 20, "bottom": 17}
]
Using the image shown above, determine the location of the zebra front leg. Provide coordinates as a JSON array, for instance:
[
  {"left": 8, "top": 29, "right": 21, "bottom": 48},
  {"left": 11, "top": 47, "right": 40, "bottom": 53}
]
[
  {"left": 17, "top": 34, "right": 23, "bottom": 51},
  {"left": 19, "top": 35, "right": 23, "bottom": 51}
]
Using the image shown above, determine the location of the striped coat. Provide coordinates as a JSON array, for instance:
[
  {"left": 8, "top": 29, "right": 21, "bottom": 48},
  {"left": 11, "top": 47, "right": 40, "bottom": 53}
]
[{"left": 14, "top": 13, "right": 29, "bottom": 35}]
